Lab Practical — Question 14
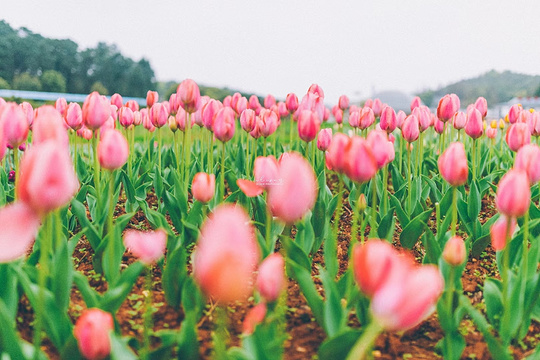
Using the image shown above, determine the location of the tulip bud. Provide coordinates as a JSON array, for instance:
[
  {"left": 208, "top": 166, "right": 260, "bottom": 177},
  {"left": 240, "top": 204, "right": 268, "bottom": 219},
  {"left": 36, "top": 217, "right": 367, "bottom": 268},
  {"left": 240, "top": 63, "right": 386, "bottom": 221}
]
[
  {"left": 191, "top": 172, "right": 216, "bottom": 203},
  {"left": 258, "top": 108, "right": 278, "bottom": 138},
  {"left": 317, "top": 128, "right": 332, "bottom": 151},
  {"left": 146, "top": 90, "right": 158, "bottom": 108},
  {"left": 0, "top": 103, "right": 29, "bottom": 148},
  {"left": 438, "top": 142, "right": 468, "bottom": 186},
  {"left": 490, "top": 216, "right": 517, "bottom": 251},
  {"left": 508, "top": 104, "right": 522, "bottom": 124},
  {"left": 379, "top": 105, "right": 397, "bottom": 133},
  {"left": 442, "top": 236, "right": 466, "bottom": 266},
  {"left": 326, "top": 133, "right": 350, "bottom": 173},
  {"left": 298, "top": 110, "right": 321, "bottom": 143},
  {"left": 65, "top": 102, "right": 83, "bottom": 131},
  {"left": 338, "top": 95, "right": 350, "bottom": 110},
  {"left": 515, "top": 144, "right": 540, "bottom": 184},
  {"left": 150, "top": 103, "right": 169, "bottom": 128},
  {"left": 213, "top": 107, "right": 236, "bottom": 142},
  {"left": 452, "top": 111, "right": 467, "bottom": 130},
  {"left": 118, "top": 106, "right": 134, "bottom": 128},
  {"left": 55, "top": 97, "right": 68, "bottom": 117},
  {"left": 74, "top": 309, "right": 113, "bottom": 360},
  {"left": 177, "top": 79, "right": 201, "bottom": 113},
  {"left": 240, "top": 109, "right": 256, "bottom": 133},
  {"left": 367, "top": 130, "right": 394, "bottom": 169},
  {"left": 506, "top": 123, "right": 531, "bottom": 152},
  {"left": 82, "top": 92, "right": 111, "bottom": 131},
  {"left": 125, "top": 100, "right": 140, "bottom": 112},
  {"left": 465, "top": 108, "right": 483, "bottom": 139},
  {"left": 256, "top": 253, "right": 285, "bottom": 302},
  {"left": 437, "top": 94, "right": 460, "bottom": 121},
  {"left": 285, "top": 93, "right": 299, "bottom": 113},
  {"left": 98, "top": 129, "right": 129, "bottom": 171},
  {"left": 410, "top": 96, "right": 422, "bottom": 111},
  {"left": 20, "top": 102, "right": 34, "bottom": 127},
  {"left": 32, "top": 105, "right": 69, "bottom": 148},
  {"left": 168, "top": 115, "right": 178, "bottom": 132},
  {"left": 123, "top": 229, "right": 167, "bottom": 265},
  {"left": 357, "top": 193, "right": 367, "bottom": 212},
  {"left": 242, "top": 303, "right": 267, "bottom": 335},
  {"left": 474, "top": 97, "right": 488, "bottom": 118},
  {"left": 401, "top": 115, "right": 420, "bottom": 143},
  {"left": 495, "top": 169, "right": 530, "bottom": 218},
  {"left": 358, "top": 107, "right": 375, "bottom": 130},
  {"left": 344, "top": 136, "right": 378, "bottom": 183}
]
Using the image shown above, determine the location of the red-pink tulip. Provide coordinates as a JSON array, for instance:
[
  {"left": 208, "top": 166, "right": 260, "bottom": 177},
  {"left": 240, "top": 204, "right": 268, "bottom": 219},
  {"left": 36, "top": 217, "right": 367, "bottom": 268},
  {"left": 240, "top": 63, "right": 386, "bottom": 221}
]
[
  {"left": 442, "top": 236, "right": 466, "bottom": 266},
  {"left": 438, "top": 142, "right": 468, "bottom": 186},
  {"left": 249, "top": 95, "right": 262, "bottom": 114},
  {"left": 82, "top": 92, "right": 111, "bottom": 131},
  {"left": 0, "top": 103, "right": 29, "bottom": 148},
  {"left": 308, "top": 84, "right": 324, "bottom": 98},
  {"left": 412, "top": 106, "right": 431, "bottom": 133},
  {"left": 465, "top": 108, "right": 483, "bottom": 139},
  {"left": 149, "top": 103, "right": 169, "bottom": 128},
  {"left": 410, "top": 96, "right": 422, "bottom": 111},
  {"left": 508, "top": 104, "right": 522, "bottom": 124},
  {"left": 515, "top": 144, "right": 540, "bottom": 184},
  {"left": 0, "top": 202, "right": 41, "bottom": 263},
  {"left": 371, "top": 264, "right": 443, "bottom": 331},
  {"left": 242, "top": 303, "right": 267, "bottom": 335},
  {"left": 379, "top": 105, "right": 397, "bottom": 133},
  {"left": 267, "top": 152, "right": 317, "bottom": 224},
  {"left": 434, "top": 116, "right": 445, "bottom": 134},
  {"left": 125, "top": 100, "right": 139, "bottom": 112},
  {"left": 297, "top": 110, "right": 321, "bottom": 142},
  {"left": 506, "top": 123, "right": 531, "bottom": 152},
  {"left": 256, "top": 253, "right": 285, "bottom": 302},
  {"left": 317, "top": 128, "right": 332, "bottom": 151},
  {"left": 192, "top": 172, "right": 215, "bottom": 203},
  {"left": 285, "top": 93, "right": 299, "bottom": 113},
  {"left": 118, "top": 106, "right": 134, "bottom": 128},
  {"left": 338, "top": 95, "right": 350, "bottom": 110},
  {"left": 401, "top": 115, "right": 420, "bottom": 143},
  {"left": 124, "top": 229, "right": 167, "bottom": 265},
  {"left": 146, "top": 90, "right": 158, "bottom": 108},
  {"left": 396, "top": 110, "right": 406, "bottom": 129},
  {"left": 74, "top": 308, "right": 113, "bottom": 360},
  {"left": 193, "top": 204, "right": 260, "bottom": 303},
  {"left": 326, "top": 133, "right": 350, "bottom": 173},
  {"left": 177, "top": 79, "right": 201, "bottom": 114},
  {"left": 495, "top": 169, "right": 530, "bottom": 218},
  {"left": 437, "top": 94, "right": 460, "bottom": 121},
  {"left": 213, "top": 107, "right": 236, "bottom": 142},
  {"left": 65, "top": 102, "right": 83, "bottom": 131},
  {"left": 344, "top": 136, "right": 378, "bottom": 183},
  {"left": 490, "top": 216, "right": 517, "bottom": 251},
  {"left": 98, "top": 129, "right": 129, "bottom": 170},
  {"left": 358, "top": 107, "right": 375, "bottom": 130},
  {"left": 32, "top": 105, "right": 69, "bottom": 147}
]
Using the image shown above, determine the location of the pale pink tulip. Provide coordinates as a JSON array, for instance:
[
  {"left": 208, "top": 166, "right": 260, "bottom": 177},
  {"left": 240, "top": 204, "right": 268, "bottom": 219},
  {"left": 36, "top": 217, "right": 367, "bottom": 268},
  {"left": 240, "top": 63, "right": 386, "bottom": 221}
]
[
  {"left": 124, "top": 229, "right": 167, "bottom": 265},
  {"left": 317, "top": 128, "right": 332, "bottom": 151},
  {"left": 344, "top": 136, "right": 378, "bottom": 183},
  {"left": 118, "top": 106, "right": 134, "bottom": 128},
  {"left": 401, "top": 115, "right": 420, "bottom": 143},
  {"left": 307, "top": 84, "right": 325, "bottom": 98},
  {"left": 254, "top": 156, "right": 280, "bottom": 190},
  {"left": 506, "top": 123, "right": 531, "bottom": 152},
  {"left": 474, "top": 97, "right": 488, "bottom": 118},
  {"left": 258, "top": 108, "right": 279, "bottom": 138},
  {"left": 371, "top": 98, "right": 383, "bottom": 117},
  {"left": 264, "top": 94, "right": 276, "bottom": 109},
  {"left": 214, "top": 107, "right": 236, "bottom": 142},
  {"left": 202, "top": 99, "right": 223, "bottom": 131},
  {"left": 242, "top": 303, "right": 267, "bottom": 335},
  {"left": 325, "top": 133, "right": 350, "bottom": 173},
  {"left": 82, "top": 92, "right": 111, "bottom": 131},
  {"left": 490, "top": 216, "right": 517, "bottom": 251},
  {"left": 437, "top": 94, "right": 460, "bottom": 121},
  {"left": 367, "top": 130, "right": 394, "bottom": 169},
  {"left": 358, "top": 107, "right": 375, "bottom": 130},
  {"left": 98, "top": 129, "right": 129, "bottom": 170},
  {"left": 515, "top": 144, "right": 540, "bottom": 184},
  {"left": 297, "top": 110, "right": 321, "bottom": 142},
  {"left": 191, "top": 172, "right": 216, "bottom": 203},
  {"left": 442, "top": 236, "right": 466, "bottom": 266},
  {"left": 338, "top": 95, "right": 350, "bottom": 110},
  {"left": 396, "top": 110, "right": 406, "bottom": 129},
  {"left": 256, "top": 253, "right": 285, "bottom": 302},
  {"left": 465, "top": 108, "right": 483, "bottom": 139},
  {"left": 32, "top": 106, "right": 69, "bottom": 147},
  {"left": 438, "top": 142, "right": 468, "bottom": 186},
  {"left": 410, "top": 96, "right": 422, "bottom": 111},
  {"left": 240, "top": 109, "right": 257, "bottom": 133},
  {"left": 508, "top": 104, "right": 522, "bottom": 124},
  {"left": 193, "top": 204, "right": 260, "bottom": 303},
  {"left": 495, "top": 169, "right": 530, "bottom": 218},
  {"left": 125, "top": 100, "right": 140, "bottom": 112},
  {"left": 348, "top": 109, "right": 360, "bottom": 128},
  {"left": 379, "top": 105, "right": 397, "bottom": 133},
  {"left": 452, "top": 111, "right": 467, "bottom": 130},
  {"left": 55, "top": 98, "right": 68, "bottom": 117},
  {"left": 177, "top": 79, "right": 201, "bottom": 113},
  {"left": 74, "top": 308, "right": 113, "bottom": 360},
  {"left": 249, "top": 95, "right": 262, "bottom": 114},
  {"left": 0, "top": 202, "right": 41, "bottom": 263},
  {"left": 285, "top": 93, "right": 299, "bottom": 113},
  {"left": 0, "top": 103, "right": 29, "bottom": 148},
  {"left": 65, "top": 102, "right": 83, "bottom": 131},
  {"left": 20, "top": 102, "right": 34, "bottom": 128},
  {"left": 150, "top": 103, "right": 169, "bottom": 128}
]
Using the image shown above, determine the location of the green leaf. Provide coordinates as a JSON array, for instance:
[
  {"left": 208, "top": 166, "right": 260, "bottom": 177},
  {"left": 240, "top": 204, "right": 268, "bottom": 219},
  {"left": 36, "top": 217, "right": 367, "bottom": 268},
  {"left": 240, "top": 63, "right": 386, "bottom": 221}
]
[
  {"left": 110, "top": 333, "right": 138, "bottom": 360},
  {"left": 52, "top": 238, "right": 74, "bottom": 314},
  {"left": 319, "top": 267, "right": 345, "bottom": 337},
  {"left": 162, "top": 246, "right": 187, "bottom": 308},
  {"left": 390, "top": 194, "right": 409, "bottom": 228},
  {"left": 73, "top": 272, "right": 100, "bottom": 308},
  {"left": 468, "top": 180, "right": 481, "bottom": 222},
  {"left": 421, "top": 225, "right": 441, "bottom": 264},
  {"left": 176, "top": 314, "right": 200, "bottom": 360},
  {"left": 286, "top": 259, "right": 324, "bottom": 328},
  {"left": 282, "top": 237, "right": 311, "bottom": 271},
  {"left": 484, "top": 278, "right": 503, "bottom": 327},
  {"left": 317, "top": 329, "right": 362, "bottom": 360},
  {"left": 377, "top": 207, "right": 395, "bottom": 241},
  {"left": 400, "top": 208, "right": 432, "bottom": 249},
  {"left": 0, "top": 298, "right": 26, "bottom": 360},
  {"left": 71, "top": 199, "right": 102, "bottom": 250},
  {"left": 100, "top": 262, "right": 144, "bottom": 314}
]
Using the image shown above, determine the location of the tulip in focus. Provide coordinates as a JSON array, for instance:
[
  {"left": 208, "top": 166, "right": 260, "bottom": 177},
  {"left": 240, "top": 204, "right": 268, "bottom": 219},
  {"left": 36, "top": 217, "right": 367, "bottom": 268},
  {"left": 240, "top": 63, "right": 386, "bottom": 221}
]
[
  {"left": 297, "top": 110, "right": 321, "bottom": 142},
  {"left": 437, "top": 94, "right": 460, "bottom": 121},
  {"left": 193, "top": 204, "right": 260, "bottom": 303},
  {"left": 123, "top": 229, "right": 167, "bottom": 265},
  {"left": 495, "top": 169, "right": 530, "bottom": 218},
  {"left": 379, "top": 105, "right": 397, "bottom": 133},
  {"left": 508, "top": 104, "right": 522, "bottom": 124},
  {"left": 146, "top": 90, "right": 158, "bottom": 108},
  {"left": 240, "top": 109, "right": 257, "bottom": 132},
  {"left": 442, "top": 236, "right": 466, "bottom": 266},
  {"left": 213, "top": 107, "right": 236, "bottom": 142},
  {"left": 452, "top": 111, "right": 467, "bottom": 130},
  {"left": 285, "top": 93, "right": 299, "bottom": 113},
  {"left": 438, "top": 142, "right": 468, "bottom": 186},
  {"left": 256, "top": 253, "right": 286, "bottom": 302},
  {"left": 177, "top": 79, "right": 201, "bottom": 113},
  {"left": 191, "top": 172, "right": 216, "bottom": 203},
  {"left": 317, "top": 128, "right": 332, "bottom": 151},
  {"left": 465, "top": 108, "right": 483, "bottom": 139},
  {"left": 74, "top": 308, "right": 114, "bottom": 360},
  {"left": 98, "top": 129, "right": 129, "bottom": 171},
  {"left": 401, "top": 115, "right": 420, "bottom": 143},
  {"left": 82, "top": 92, "right": 112, "bottom": 131},
  {"left": 65, "top": 102, "right": 84, "bottom": 131}
]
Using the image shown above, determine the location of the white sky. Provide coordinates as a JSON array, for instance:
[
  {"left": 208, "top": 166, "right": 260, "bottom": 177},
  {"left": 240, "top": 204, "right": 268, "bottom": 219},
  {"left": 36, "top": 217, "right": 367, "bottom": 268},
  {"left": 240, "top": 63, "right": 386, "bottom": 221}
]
[{"left": 2, "top": 0, "right": 540, "bottom": 104}]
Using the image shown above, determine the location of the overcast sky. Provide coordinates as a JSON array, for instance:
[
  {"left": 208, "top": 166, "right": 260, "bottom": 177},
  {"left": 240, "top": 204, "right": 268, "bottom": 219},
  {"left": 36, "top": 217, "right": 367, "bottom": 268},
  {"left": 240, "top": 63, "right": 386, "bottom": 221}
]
[{"left": 2, "top": 0, "right": 540, "bottom": 104}]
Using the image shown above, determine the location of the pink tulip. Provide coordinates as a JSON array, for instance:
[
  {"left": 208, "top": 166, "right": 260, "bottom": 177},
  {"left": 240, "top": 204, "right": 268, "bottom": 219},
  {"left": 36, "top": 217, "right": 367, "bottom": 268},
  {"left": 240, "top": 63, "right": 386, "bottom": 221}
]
[
  {"left": 410, "top": 96, "right": 422, "bottom": 111},
  {"left": 191, "top": 172, "right": 215, "bottom": 203},
  {"left": 452, "top": 111, "right": 467, "bottom": 130},
  {"left": 230, "top": 93, "right": 242, "bottom": 112},
  {"left": 297, "top": 110, "right": 321, "bottom": 143},
  {"left": 109, "top": 93, "right": 123, "bottom": 109},
  {"left": 490, "top": 216, "right": 517, "bottom": 251},
  {"left": 98, "top": 129, "right": 129, "bottom": 170},
  {"left": 506, "top": 123, "right": 531, "bottom": 152},
  {"left": 74, "top": 308, "right": 113, "bottom": 360},
  {"left": 0, "top": 133, "right": 6, "bottom": 162},
  {"left": 213, "top": 107, "right": 236, "bottom": 142},
  {"left": 396, "top": 110, "right": 406, "bottom": 129},
  {"left": 434, "top": 116, "right": 445, "bottom": 134},
  {"left": 474, "top": 97, "right": 488, "bottom": 118},
  {"left": 264, "top": 94, "right": 276, "bottom": 109},
  {"left": 267, "top": 152, "right": 317, "bottom": 224},
  {"left": 352, "top": 240, "right": 409, "bottom": 298},
  {"left": 413, "top": 106, "right": 431, "bottom": 133},
  {"left": 358, "top": 107, "right": 375, "bottom": 130},
  {"left": 235, "top": 97, "right": 248, "bottom": 116},
  {"left": 256, "top": 253, "right": 285, "bottom": 302},
  {"left": 515, "top": 144, "right": 540, "bottom": 184},
  {"left": 438, "top": 142, "right": 468, "bottom": 186},
  {"left": 242, "top": 303, "right": 267, "bottom": 335},
  {"left": 401, "top": 115, "right": 420, "bottom": 143},
  {"left": 326, "top": 133, "right": 350, "bottom": 173},
  {"left": 77, "top": 126, "right": 93, "bottom": 141},
  {"left": 495, "top": 169, "right": 530, "bottom": 218},
  {"left": 379, "top": 105, "right": 397, "bottom": 133},
  {"left": 32, "top": 106, "right": 69, "bottom": 148},
  {"left": 20, "top": 102, "right": 34, "bottom": 127},
  {"left": 82, "top": 92, "right": 112, "bottom": 131},
  {"left": 529, "top": 112, "right": 540, "bottom": 136},
  {"left": 508, "top": 104, "right": 522, "bottom": 124},
  {"left": 437, "top": 94, "right": 460, "bottom": 121},
  {"left": 118, "top": 106, "right": 134, "bottom": 128},
  {"left": 307, "top": 84, "right": 325, "bottom": 98},
  {"left": 371, "top": 264, "right": 443, "bottom": 331},
  {"left": 276, "top": 102, "right": 288, "bottom": 118},
  {"left": 125, "top": 100, "right": 139, "bottom": 112},
  {"left": 465, "top": 108, "right": 483, "bottom": 139},
  {"left": 55, "top": 98, "right": 68, "bottom": 117},
  {"left": 146, "top": 90, "right": 159, "bottom": 108},
  {"left": 367, "top": 130, "right": 394, "bottom": 169},
  {"left": 249, "top": 95, "right": 262, "bottom": 114},
  {"left": 193, "top": 204, "right": 260, "bottom": 303},
  {"left": 0, "top": 202, "right": 41, "bottom": 263},
  {"left": 254, "top": 156, "right": 280, "bottom": 190},
  {"left": 486, "top": 127, "right": 497, "bottom": 139},
  {"left": 65, "top": 102, "right": 83, "bottom": 131},
  {"left": 442, "top": 236, "right": 466, "bottom": 266},
  {"left": 344, "top": 136, "right": 378, "bottom": 183},
  {"left": 371, "top": 98, "right": 383, "bottom": 117},
  {"left": 240, "top": 109, "right": 257, "bottom": 133},
  {"left": 338, "top": 95, "right": 350, "bottom": 110},
  {"left": 0, "top": 103, "right": 29, "bottom": 148},
  {"left": 123, "top": 229, "right": 167, "bottom": 264},
  {"left": 201, "top": 99, "right": 223, "bottom": 131},
  {"left": 317, "top": 128, "right": 332, "bottom": 151},
  {"left": 177, "top": 79, "right": 201, "bottom": 113},
  {"left": 285, "top": 93, "right": 299, "bottom": 113},
  {"left": 258, "top": 108, "right": 279, "bottom": 138},
  {"left": 149, "top": 103, "right": 169, "bottom": 128},
  {"left": 348, "top": 109, "right": 360, "bottom": 128}
]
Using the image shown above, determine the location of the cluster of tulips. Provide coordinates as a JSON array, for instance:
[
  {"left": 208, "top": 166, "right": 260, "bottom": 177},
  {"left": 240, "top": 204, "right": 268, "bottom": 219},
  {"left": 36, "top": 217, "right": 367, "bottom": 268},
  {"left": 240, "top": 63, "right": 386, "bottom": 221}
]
[{"left": 0, "top": 78, "right": 539, "bottom": 360}]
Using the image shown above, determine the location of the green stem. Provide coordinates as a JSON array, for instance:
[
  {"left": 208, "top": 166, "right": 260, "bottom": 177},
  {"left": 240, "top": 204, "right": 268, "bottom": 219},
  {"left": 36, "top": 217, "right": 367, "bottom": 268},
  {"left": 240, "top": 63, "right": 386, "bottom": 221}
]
[
  {"left": 107, "top": 171, "right": 116, "bottom": 236},
  {"left": 407, "top": 145, "right": 412, "bottom": 215},
  {"left": 382, "top": 165, "right": 388, "bottom": 214},
  {"left": 157, "top": 126, "right": 162, "bottom": 171},
  {"left": 445, "top": 266, "right": 456, "bottom": 360},
  {"left": 289, "top": 115, "right": 294, "bottom": 149},
  {"left": 220, "top": 141, "right": 226, "bottom": 199},
  {"left": 451, "top": 186, "right": 458, "bottom": 235},
  {"left": 370, "top": 176, "right": 378, "bottom": 235},
  {"left": 399, "top": 135, "right": 403, "bottom": 175},
  {"left": 472, "top": 139, "right": 477, "bottom": 182},
  {"left": 346, "top": 321, "right": 383, "bottom": 360},
  {"left": 185, "top": 114, "right": 192, "bottom": 193},
  {"left": 265, "top": 192, "right": 273, "bottom": 257},
  {"left": 246, "top": 131, "right": 250, "bottom": 177},
  {"left": 141, "top": 267, "right": 153, "bottom": 360},
  {"left": 263, "top": 137, "right": 267, "bottom": 157},
  {"left": 92, "top": 132, "right": 101, "bottom": 210}
]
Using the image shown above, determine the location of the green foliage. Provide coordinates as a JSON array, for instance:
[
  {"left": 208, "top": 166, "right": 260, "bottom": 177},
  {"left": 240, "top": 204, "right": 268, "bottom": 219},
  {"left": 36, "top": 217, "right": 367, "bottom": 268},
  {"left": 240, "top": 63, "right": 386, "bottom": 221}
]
[
  {"left": 417, "top": 69, "right": 540, "bottom": 107},
  {"left": 12, "top": 72, "right": 42, "bottom": 91},
  {"left": 40, "top": 70, "right": 67, "bottom": 93},
  {"left": 90, "top": 81, "right": 109, "bottom": 95},
  {"left": 0, "top": 76, "right": 10, "bottom": 89}
]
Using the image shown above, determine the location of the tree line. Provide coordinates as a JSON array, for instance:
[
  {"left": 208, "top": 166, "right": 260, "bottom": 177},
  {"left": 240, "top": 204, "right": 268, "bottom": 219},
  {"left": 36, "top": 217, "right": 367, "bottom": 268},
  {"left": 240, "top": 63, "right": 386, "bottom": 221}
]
[{"left": 0, "top": 20, "right": 155, "bottom": 97}]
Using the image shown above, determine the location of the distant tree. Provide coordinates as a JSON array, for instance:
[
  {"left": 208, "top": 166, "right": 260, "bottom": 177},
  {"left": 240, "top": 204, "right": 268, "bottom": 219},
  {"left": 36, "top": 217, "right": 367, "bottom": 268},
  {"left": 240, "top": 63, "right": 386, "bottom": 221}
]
[
  {"left": 12, "top": 72, "right": 42, "bottom": 91},
  {"left": 0, "top": 77, "right": 10, "bottom": 89},
  {"left": 534, "top": 84, "right": 540, "bottom": 97},
  {"left": 41, "top": 70, "right": 67, "bottom": 93},
  {"left": 90, "top": 81, "right": 108, "bottom": 95}
]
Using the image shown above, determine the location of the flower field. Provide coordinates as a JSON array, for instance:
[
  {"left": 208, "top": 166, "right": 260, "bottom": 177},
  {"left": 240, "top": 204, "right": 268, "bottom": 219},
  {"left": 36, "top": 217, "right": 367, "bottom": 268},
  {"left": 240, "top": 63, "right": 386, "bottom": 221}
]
[{"left": 0, "top": 82, "right": 539, "bottom": 359}]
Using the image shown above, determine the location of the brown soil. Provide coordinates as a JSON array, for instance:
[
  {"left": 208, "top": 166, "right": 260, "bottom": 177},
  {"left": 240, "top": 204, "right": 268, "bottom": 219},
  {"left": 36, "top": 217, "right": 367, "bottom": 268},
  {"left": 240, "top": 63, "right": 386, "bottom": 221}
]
[{"left": 15, "top": 183, "right": 540, "bottom": 360}]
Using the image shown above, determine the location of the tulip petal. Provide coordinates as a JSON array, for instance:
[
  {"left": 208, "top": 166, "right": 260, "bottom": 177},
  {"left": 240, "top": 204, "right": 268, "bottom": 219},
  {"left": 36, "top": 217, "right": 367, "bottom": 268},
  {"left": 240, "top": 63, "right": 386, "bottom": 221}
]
[
  {"left": 0, "top": 202, "right": 40, "bottom": 263},
  {"left": 237, "top": 179, "right": 264, "bottom": 197}
]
